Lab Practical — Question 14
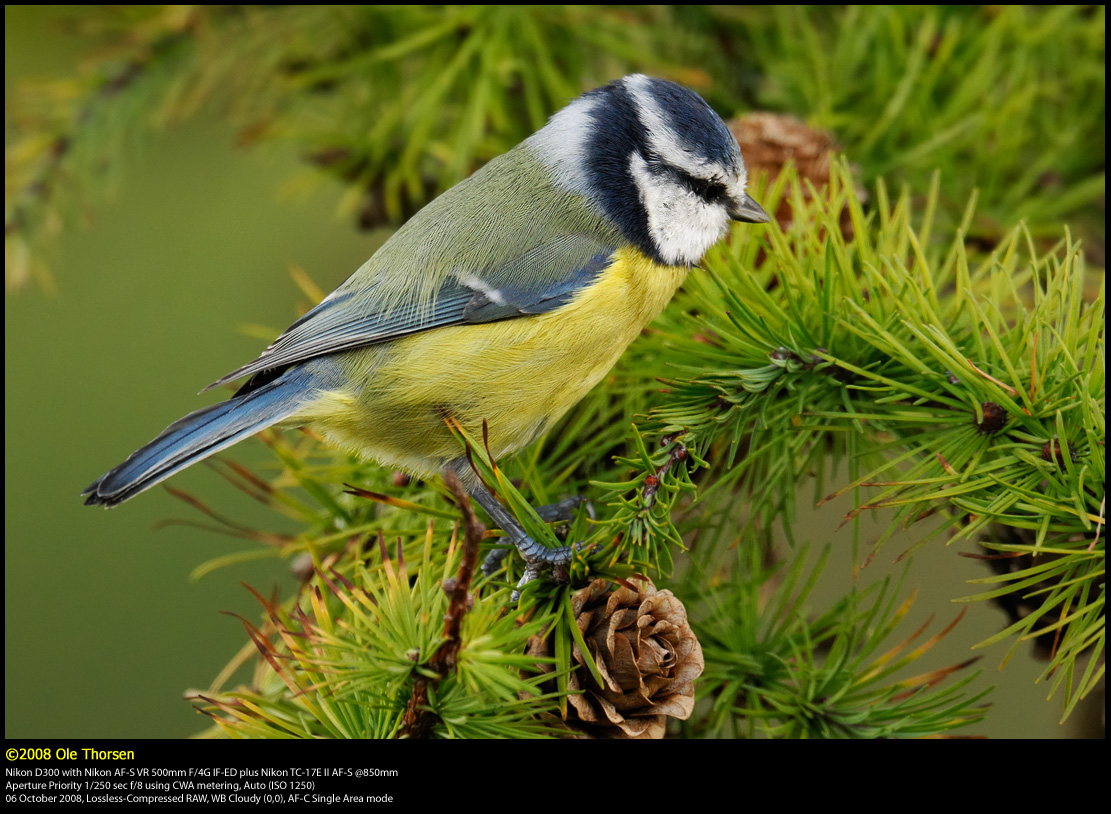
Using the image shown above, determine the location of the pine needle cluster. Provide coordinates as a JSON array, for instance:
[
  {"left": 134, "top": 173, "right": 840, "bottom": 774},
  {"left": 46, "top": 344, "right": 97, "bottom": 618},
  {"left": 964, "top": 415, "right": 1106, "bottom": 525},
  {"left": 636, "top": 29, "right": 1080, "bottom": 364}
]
[{"left": 170, "top": 160, "right": 1100, "bottom": 738}]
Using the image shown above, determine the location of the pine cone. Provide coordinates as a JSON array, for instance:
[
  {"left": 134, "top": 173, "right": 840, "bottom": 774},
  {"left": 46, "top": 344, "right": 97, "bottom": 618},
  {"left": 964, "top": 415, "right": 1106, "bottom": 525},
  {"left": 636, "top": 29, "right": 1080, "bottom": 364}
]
[{"left": 530, "top": 578, "right": 704, "bottom": 739}]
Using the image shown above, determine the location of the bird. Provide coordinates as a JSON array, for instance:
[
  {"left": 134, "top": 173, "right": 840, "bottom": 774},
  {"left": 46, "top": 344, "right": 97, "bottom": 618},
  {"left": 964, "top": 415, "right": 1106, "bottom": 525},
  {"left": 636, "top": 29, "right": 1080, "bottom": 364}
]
[{"left": 83, "top": 74, "right": 769, "bottom": 589}]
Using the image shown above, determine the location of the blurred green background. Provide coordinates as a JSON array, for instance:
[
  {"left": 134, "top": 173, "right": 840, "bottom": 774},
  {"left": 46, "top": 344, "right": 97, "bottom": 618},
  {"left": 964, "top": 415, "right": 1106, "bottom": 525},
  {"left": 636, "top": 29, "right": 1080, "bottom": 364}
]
[
  {"left": 5, "top": 5, "right": 383, "bottom": 738},
  {"left": 5, "top": 5, "right": 1103, "bottom": 738}
]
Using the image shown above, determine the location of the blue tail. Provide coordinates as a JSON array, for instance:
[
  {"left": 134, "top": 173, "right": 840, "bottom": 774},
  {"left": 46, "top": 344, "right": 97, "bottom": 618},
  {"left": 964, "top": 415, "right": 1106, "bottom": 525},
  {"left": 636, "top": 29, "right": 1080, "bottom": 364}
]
[{"left": 83, "top": 367, "right": 318, "bottom": 507}]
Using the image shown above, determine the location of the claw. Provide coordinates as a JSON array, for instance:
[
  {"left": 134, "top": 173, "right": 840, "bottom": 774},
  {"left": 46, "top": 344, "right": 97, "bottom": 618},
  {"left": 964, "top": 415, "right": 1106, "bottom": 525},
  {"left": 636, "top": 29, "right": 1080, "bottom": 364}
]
[
  {"left": 481, "top": 546, "right": 511, "bottom": 577},
  {"left": 511, "top": 563, "right": 543, "bottom": 602}
]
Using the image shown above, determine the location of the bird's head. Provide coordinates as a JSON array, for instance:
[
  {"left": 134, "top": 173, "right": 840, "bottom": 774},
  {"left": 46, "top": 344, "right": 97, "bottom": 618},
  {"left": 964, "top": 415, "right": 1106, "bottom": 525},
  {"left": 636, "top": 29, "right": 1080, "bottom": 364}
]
[{"left": 527, "top": 74, "right": 769, "bottom": 267}]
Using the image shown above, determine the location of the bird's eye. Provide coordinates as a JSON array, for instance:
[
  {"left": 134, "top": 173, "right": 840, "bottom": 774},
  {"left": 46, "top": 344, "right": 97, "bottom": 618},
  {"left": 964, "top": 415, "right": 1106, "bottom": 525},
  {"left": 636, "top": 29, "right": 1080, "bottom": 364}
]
[{"left": 688, "top": 176, "right": 726, "bottom": 201}]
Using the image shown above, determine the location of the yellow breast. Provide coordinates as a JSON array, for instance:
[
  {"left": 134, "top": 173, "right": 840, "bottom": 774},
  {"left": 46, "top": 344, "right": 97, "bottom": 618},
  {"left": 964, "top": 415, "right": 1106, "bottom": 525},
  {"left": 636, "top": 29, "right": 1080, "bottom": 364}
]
[{"left": 301, "top": 248, "right": 688, "bottom": 474}]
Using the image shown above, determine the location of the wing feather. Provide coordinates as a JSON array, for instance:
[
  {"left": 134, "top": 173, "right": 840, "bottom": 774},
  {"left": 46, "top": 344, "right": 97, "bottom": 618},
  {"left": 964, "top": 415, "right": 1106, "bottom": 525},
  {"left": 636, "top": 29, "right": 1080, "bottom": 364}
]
[{"left": 205, "top": 239, "right": 616, "bottom": 391}]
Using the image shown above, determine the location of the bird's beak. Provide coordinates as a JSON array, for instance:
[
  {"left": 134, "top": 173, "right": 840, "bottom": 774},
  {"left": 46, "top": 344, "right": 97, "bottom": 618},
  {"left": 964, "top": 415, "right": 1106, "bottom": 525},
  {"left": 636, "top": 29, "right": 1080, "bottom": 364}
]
[{"left": 729, "top": 194, "right": 770, "bottom": 224}]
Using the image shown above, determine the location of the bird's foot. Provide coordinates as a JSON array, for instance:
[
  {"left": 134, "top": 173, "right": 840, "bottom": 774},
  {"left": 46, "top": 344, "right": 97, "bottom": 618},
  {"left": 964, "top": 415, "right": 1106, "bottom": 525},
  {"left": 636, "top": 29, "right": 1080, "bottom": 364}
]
[
  {"left": 507, "top": 538, "right": 593, "bottom": 601},
  {"left": 464, "top": 483, "right": 594, "bottom": 599},
  {"left": 534, "top": 495, "right": 595, "bottom": 524},
  {"left": 479, "top": 495, "right": 593, "bottom": 579}
]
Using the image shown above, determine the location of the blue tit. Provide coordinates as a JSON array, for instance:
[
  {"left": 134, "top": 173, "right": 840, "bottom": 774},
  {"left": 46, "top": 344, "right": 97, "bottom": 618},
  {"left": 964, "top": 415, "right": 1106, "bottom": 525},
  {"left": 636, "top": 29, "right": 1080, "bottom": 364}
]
[{"left": 83, "top": 74, "right": 768, "bottom": 585}]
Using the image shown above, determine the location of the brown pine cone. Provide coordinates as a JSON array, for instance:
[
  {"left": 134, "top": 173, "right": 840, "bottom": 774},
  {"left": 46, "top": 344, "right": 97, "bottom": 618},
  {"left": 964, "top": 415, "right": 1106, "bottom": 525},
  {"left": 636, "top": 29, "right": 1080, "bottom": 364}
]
[{"left": 529, "top": 578, "right": 704, "bottom": 739}]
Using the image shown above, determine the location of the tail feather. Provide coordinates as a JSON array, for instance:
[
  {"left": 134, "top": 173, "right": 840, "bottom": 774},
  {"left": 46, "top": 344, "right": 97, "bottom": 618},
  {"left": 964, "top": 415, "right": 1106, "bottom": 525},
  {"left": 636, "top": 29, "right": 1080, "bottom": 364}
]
[{"left": 83, "top": 368, "right": 315, "bottom": 507}]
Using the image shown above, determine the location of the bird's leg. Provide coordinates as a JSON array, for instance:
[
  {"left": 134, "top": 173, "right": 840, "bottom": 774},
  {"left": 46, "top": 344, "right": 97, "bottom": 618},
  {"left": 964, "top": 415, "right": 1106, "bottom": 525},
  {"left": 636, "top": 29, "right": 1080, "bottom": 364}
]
[
  {"left": 475, "top": 491, "right": 595, "bottom": 578},
  {"left": 465, "top": 483, "right": 586, "bottom": 596},
  {"left": 466, "top": 483, "right": 575, "bottom": 568},
  {"left": 534, "top": 494, "right": 595, "bottom": 524}
]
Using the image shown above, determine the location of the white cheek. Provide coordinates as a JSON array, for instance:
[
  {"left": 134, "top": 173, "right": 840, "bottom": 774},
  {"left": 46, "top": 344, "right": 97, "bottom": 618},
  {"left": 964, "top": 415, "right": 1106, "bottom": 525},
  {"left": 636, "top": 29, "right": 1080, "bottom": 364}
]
[{"left": 630, "top": 155, "right": 731, "bottom": 266}]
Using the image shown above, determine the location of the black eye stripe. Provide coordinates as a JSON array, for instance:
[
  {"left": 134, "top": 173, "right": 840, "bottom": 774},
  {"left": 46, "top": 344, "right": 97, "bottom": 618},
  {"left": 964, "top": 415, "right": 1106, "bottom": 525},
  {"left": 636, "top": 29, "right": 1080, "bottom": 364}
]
[
  {"left": 684, "top": 174, "right": 727, "bottom": 201},
  {"left": 642, "top": 157, "right": 728, "bottom": 203}
]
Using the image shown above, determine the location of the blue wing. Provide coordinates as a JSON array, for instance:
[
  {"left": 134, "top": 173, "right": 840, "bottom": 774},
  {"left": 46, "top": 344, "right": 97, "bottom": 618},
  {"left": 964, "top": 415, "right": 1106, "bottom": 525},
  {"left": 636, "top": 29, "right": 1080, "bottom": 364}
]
[{"left": 205, "top": 237, "right": 616, "bottom": 391}]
